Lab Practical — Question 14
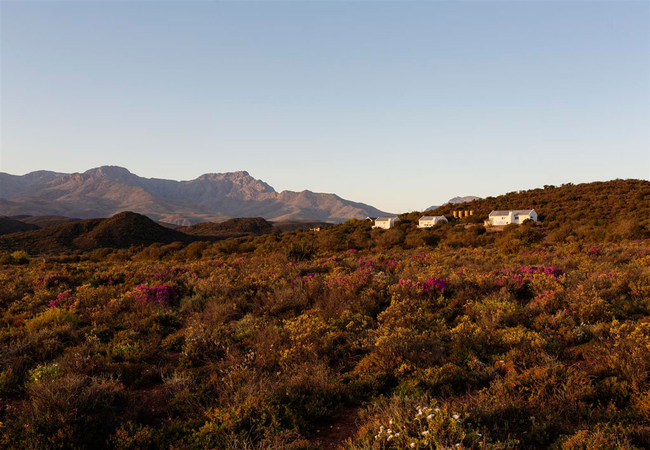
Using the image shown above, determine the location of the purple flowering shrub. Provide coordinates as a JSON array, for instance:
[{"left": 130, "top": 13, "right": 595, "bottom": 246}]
[
  {"left": 48, "top": 290, "right": 74, "bottom": 309},
  {"left": 132, "top": 283, "right": 177, "bottom": 305},
  {"left": 396, "top": 277, "right": 449, "bottom": 295}
]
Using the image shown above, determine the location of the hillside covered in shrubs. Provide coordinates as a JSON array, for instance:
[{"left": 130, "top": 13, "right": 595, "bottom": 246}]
[
  {"left": 429, "top": 179, "right": 649, "bottom": 238},
  {"left": 0, "top": 179, "right": 649, "bottom": 449}
]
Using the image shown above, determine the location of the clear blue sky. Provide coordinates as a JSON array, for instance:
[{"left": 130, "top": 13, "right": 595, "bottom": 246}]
[{"left": 1, "top": 1, "right": 648, "bottom": 213}]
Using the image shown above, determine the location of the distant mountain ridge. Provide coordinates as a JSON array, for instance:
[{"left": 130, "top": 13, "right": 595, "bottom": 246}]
[
  {"left": 447, "top": 195, "right": 481, "bottom": 204},
  {"left": 425, "top": 195, "right": 481, "bottom": 212},
  {"left": 0, "top": 166, "right": 389, "bottom": 225}
]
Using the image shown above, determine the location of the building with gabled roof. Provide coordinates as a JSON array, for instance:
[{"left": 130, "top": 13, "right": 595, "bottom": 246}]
[
  {"left": 373, "top": 216, "right": 400, "bottom": 229},
  {"left": 418, "top": 216, "right": 448, "bottom": 228},
  {"left": 486, "top": 209, "right": 538, "bottom": 226}
]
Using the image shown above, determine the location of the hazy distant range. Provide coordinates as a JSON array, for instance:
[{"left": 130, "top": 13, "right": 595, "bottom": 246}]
[
  {"left": 0, "top": 166, "right": 480, "bottom": 225},
  {"left": 0, "top": 166, "right": 393, "bottom": 225}
]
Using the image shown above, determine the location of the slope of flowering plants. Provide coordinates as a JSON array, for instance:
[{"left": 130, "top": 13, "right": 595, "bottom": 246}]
[{"left": 0, "top": 214, "right": 649, "bottom": 449}]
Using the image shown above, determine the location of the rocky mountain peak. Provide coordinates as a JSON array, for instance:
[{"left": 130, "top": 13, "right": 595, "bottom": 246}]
[{"left": 0, "top": 166, "right": 388, "bottom": 223}]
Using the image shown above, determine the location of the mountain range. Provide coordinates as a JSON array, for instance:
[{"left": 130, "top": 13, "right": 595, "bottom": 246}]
[
  {"left": 0, "top": 166, "right": 389, "bottom": 225},
  {"left": 425, "top": 195, "right": 480, "bottom": 212}
]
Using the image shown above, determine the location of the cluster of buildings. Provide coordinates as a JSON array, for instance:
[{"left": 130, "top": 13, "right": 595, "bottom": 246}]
[{"left": 370, "top": 209, "right": 538, "bottom": 230}]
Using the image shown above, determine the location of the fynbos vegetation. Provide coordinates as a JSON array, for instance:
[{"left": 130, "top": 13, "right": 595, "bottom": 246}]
[{"left": 0, "top": 180, "right": 649, "bottom": 449}]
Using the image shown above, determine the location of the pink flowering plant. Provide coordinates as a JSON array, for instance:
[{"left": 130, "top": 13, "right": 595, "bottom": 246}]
[
  {"left": 48, "top": 290, "right": 74, "bottom": 309},
  {"left": 132, "top": 283, "right": 177, "bottom": 305},
  {"left": 395, "top": 277, "right": 449, "bottom": 297}
]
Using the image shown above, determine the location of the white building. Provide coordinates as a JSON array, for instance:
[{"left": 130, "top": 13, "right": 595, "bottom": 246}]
[
  {"left": 417, "top": 216, "right": 448, "bottom": 228},
  {"left": 486, "top": 209, "right": 538, "bottom": 226},
  {"left": 373, "top": 217, "right": 400, "bottom": 229}
]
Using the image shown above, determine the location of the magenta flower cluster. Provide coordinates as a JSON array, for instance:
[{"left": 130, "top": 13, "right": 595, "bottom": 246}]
[
  {"left": 398, "top": 277, "right": 449, "bottom": 293},
  {"left": 292, "top": 273, "right": 316, "bottom": 285},
  {"left": 358, "top": 258, "right": 398, "bottom": 272},
  {"left": 48, "top": 290, "right": 74, "bottom": 309},
  {"left": 587, "top": 247, "right": 600, "bottom": 256},
  {"left": 518, "top": 266, "right": 564, "bottom": 277},
  {"left": 153, "top": 267, "right": 189, "bottom": 280},
  {"left": 492, "top": 266, "right": 564, "bottom": 291},
  {"left": 133, "top": 284, "right": 177, "bottom": 305}
]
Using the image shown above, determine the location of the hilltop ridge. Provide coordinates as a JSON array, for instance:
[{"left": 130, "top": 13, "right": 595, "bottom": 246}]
[{"left": 427, "top": 179, "right": 649, "bottom": 228}]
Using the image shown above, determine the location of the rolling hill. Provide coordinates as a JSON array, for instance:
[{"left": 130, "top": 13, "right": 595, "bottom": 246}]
[
  {"left": 0, "top": 217, "right": 40, "bottom": 236},
  {"left": 177, "top": 217, "right": 275, "bottom": 238},
  {"left": 11, "top": 215, "right": 80, "bottom": 229},
  {"left": 0, "top": 211, "right": 194, "bottom": 253}
]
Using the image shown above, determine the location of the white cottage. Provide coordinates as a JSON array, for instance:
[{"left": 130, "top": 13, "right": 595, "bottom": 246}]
[
  {"left": 486, "top": 209, "right": 538, "bottom": 226},
  {"left": 417, "top": 216, "right": 448, "bottom": 228},
  {"left": 373, "top": 217, "right": 400, "bottom": 229}
]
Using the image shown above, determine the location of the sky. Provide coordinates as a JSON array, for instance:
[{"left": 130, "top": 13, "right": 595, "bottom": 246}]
[{"left": 1, "top": 0, "right": 648, "bottom": 213}]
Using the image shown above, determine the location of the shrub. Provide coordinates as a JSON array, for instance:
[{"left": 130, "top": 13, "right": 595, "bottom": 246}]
[
  {"left": 11, "top": 251, "right": 30, "bottom": 264},
  {"left": 19, "top": 374, "right": 124, "bottom": 448},
  {"left": 28, "top": 362, "right": 63, "bottom": 383},
  {"left": 25, "top": 308, "right": 78, "bottom": 331},
  {"left": 132, "top": 283, "right": 177, "bottom": 305}
]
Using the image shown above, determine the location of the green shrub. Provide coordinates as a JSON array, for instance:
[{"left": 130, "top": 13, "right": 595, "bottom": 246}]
[{"left": 25, "top": 308, "right": 78, "bottom": 331}]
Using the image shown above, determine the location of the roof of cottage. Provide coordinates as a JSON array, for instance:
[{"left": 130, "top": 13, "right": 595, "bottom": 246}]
[
  {"left": 375, "top": 216, "right": 399, "bottom": 222},
  {"left": 489, "top": 209, "right": 535, "bottom": 216},
  {"left": 420, "top": 216, "right": 447, "bottom": 221}
]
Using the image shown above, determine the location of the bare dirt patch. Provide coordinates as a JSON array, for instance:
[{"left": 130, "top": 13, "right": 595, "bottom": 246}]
[{"left": 310, "top": 406, "right": 363, "bottom": 449}]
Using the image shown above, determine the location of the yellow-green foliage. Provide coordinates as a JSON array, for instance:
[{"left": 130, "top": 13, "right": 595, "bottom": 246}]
[
  {"left": 25, "top": 307, "right": 78, "bottom": 331},
  {"left": 28, "top": 363, "right": 63, "bottom": 383}
]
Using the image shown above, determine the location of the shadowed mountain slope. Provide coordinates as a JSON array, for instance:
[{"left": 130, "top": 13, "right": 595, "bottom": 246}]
[
  {"left": 0, "top": 212, "right": 193, "bottom": 253},
  {"left": 177, "top": 217, "right": 275, "bottom": 237},
  {"left": 0, "top": 217, "right": 40, "bottom": 236},
  {"left": 12, "top": 215, "right": 80, "bottom": 229}
]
